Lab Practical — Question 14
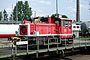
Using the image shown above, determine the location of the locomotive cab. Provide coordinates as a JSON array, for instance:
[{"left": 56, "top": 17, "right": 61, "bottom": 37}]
[
  {"left": 61, "top": 18, "right": 72, "bottom": 38},
  {"left": 51, "top": 17, "right": 73, "bottom": 44},
  {"left": 51, "top": 18, "right": 72, "bottom": 38}
]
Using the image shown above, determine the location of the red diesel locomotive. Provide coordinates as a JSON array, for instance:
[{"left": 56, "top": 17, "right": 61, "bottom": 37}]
[{"left": 18, "top": 17, "right": 73, "bottom": 46}]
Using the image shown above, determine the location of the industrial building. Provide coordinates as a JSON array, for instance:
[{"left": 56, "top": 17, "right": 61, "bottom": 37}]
[{"left": 72, "top": 22, "right": 81, "bottom": 38}]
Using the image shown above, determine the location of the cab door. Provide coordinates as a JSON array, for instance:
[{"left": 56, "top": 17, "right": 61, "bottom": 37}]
[
  {"left": 62, "top": 20, "right": 68, "bottom": 34},
  {"left": 68, "top": 20, "right": 72, "bottom": 34},
  {"left": 61, "top": 20, "right": 69, "bottom": 38},
  {"left": 54, "top": 18, "right": 61, "bottom": 34},
  {"left": 61, "top": 20, "right": 72, "bottom": 38}
]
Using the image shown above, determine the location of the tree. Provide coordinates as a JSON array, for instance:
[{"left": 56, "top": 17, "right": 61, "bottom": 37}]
[
  {"left": 3, "top": 9, "right": 8, "bottom": 21},
  {"left": 13, "top": 1, "right": 32, "bottom": 21},
  {"left": 23, "top": 1, "right": 32, "bottom": 20},
  {"left": 51, "top": 14, "right": 57, "bottom": 17},
  {"left": 62, "top": 15, "right": 68, "bottom": 18},
  {"left": 13, "top": 1, "right": 24, "bottom": 21},
  {"left": 9, "top": 14, "right": 13, "bottom": 21},
  {"left": 0, "top": 11, "right": 2, "bottom": 21},
  {"left": 51, "top": 14, "right": 59, "bottom": 17}
]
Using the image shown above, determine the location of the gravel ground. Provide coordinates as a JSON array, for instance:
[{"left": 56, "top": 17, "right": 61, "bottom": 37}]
[
  {"left": 0, "top": 38, "right": 13, "bottom": 48},
  {"left": 8, "top": 54, "right": 90, "bottom": 60},
  {"left": 66, "top": 54, "right": 90, "bottom": 60}
]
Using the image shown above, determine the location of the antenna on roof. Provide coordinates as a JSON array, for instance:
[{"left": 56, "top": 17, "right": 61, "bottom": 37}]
[{"left": 56, "top": 0, "right": 59, "bottom": 17}]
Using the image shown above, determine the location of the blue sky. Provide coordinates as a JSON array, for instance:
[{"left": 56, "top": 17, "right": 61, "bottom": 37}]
[{"left": 0, "top": 0, "right": 90, "bottom": 22}]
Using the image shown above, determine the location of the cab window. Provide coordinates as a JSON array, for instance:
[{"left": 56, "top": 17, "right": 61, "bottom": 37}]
[
  {"left": 63, "top": 20, "right": 68, "bottom": 27},
  {"left": 54, "top": 19, "right": 60, "bottom": 26},
  {"left": 69, "top": 21, "right": 71, "bottom": 29}
]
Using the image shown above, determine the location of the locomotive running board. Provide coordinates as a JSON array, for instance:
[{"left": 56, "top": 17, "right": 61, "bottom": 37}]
[
  {"left": 29, "top": 34, "right": 72, "bottom": 36},
  {"left": 44, "top": 43, "right": 61, "bottom": 45}
]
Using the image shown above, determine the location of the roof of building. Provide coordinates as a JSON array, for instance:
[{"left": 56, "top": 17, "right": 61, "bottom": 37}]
[{"left": 0, "top": 21, "right": 21, "bottom": 24}]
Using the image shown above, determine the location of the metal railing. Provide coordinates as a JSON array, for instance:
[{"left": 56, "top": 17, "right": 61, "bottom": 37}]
[
  {"left": 12, "top": 36, "right": 90, "bottom": 53},
  {"left": 0, "top": 36, "right": 90, "bottom": 59}
]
